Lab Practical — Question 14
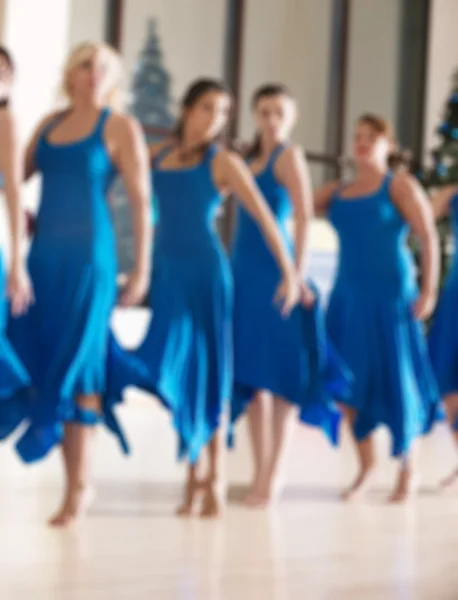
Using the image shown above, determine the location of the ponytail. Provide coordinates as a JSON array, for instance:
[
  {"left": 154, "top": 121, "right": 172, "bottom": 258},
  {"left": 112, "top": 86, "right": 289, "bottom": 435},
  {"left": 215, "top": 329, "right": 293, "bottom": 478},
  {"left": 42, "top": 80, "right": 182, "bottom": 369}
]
[
  {"left": 245, "top": 134, "right": 262, "bottom": 160},
  {"left": 388, "top": 148, "right": 412, "bottom": 172}
]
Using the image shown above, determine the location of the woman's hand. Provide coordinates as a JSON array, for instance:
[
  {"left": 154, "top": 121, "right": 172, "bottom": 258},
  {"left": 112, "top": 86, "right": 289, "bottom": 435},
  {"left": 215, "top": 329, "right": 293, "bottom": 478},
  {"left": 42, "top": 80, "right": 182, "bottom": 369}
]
[
  {"left": 274, "top": 269, "right": 300, "bottom": 317},
  {"left": 8, "top": 261, "right": 34, "bottom": 316},
  {"left": 119, "top": 269, "right": 149, "bottom": 307},
  {"left": 413, "top": 287, "right": 437, "bottom": 321},
  {"left": 299, "top": 281, "right": 315, "bottom": 307}
]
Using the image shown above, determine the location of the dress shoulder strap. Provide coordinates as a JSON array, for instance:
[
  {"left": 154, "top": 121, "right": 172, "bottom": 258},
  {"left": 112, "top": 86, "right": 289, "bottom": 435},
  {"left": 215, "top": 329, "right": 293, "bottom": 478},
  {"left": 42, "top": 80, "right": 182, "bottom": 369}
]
[
  {"left": 151, "top": 144, "right": 174, "bottom": 169},
  {"left": 266, "top": 143, "right": 289, "bottom": 172},
  {"left": 93, "top": 108, "right": 111, "bottom": 140},
  {"left": 381, "top": 171, "right": 397, "bottom": 202},
  {"left": 40, "top": 110, "right": 69, "bottom": 141},
  {"left": 382, "top": 170, "right": 395, "bottom": 190},
  {"left": 202, "top": 143, "right": 222, "bottom": 165}
]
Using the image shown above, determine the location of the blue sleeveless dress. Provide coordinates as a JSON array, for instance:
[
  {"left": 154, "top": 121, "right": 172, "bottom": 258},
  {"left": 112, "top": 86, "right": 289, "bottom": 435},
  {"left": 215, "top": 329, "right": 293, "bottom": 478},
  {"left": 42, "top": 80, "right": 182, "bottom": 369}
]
[
  {"left": 230, "top": 145, "right": 352, "bottom": 444},
  {"left": 1, "top": 109, "right": 129, "bottom": 462},
  {"left": 429, "top": 191, "right": 458, "bottom": 430},
  {"left": 326, "top": 173, "right": 439, "bottom": 456},
  {"left": 132, "top": 144, "right": 232, "bottom": 463}
]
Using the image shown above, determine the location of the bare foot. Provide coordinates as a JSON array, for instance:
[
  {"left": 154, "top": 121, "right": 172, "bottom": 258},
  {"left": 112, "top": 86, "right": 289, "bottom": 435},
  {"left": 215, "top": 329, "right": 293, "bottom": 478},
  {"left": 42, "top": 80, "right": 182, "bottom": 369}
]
[
  {"left": 200, "top": 481, "right": 225, "bottom": 519},
  {"left": 388, "top": 468, "right": 417, "bottom": 504},
  {"left": 48, "top": 486, "right": 95, "bottom": 527},
  {"left": 341, "top": 468, "right": 375, "bottom": 502},
  {"left": 244, "top": 491, "right": 270, "bottom": 508},
  {"left": 176, "top": 479, "right": 203, "bottom": 517},
  {"left": 439, "top": 466, "right": 458, "bottom": 491},
  {"left": 243, "top": 481, "right": 272, "bottom": 508}
]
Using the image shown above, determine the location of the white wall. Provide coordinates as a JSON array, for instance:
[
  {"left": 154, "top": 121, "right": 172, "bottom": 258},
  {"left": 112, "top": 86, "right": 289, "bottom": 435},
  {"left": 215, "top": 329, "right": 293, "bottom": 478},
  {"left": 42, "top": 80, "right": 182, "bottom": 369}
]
[
  {"left": 239, "top": 0, "right": 333, "bottom": 184},
  {"left": 67, "top": 0, "right": 106, "bottom": 49},
  {"left": 0, "top": 0, "right": 72, "bottom": 237},
  {"left": 120, "top": 0, "right": 227, "bottom": 115},
  {"left": 424, "top": 0, "right": 458, "bottom": 159},
  {"left": 3, "top": 0, "right": 71, "bottom": 146},
  {"left": 343, "top": 0, "right": 402, "bottom": 154}
]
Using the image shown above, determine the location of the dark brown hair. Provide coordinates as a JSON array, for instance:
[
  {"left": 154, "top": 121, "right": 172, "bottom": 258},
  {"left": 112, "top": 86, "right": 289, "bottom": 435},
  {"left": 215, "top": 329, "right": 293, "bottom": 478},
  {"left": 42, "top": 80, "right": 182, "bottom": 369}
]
[
  {"left": 357, "top": 113, "right": 411, "bottom": 170},
  {"left": 174, "top": 78, "right": 232, "bottom": 158},
  {"left": 0, "top": 46, "right": 14, "bottom": 73},
  {"left": 246, "top": 83, "right": 294, "bottom": 159}
]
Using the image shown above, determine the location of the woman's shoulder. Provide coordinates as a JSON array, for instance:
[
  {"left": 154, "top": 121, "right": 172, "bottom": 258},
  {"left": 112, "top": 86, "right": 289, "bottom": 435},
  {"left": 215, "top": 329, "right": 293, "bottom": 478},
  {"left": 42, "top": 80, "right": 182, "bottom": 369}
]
[
  {"left": 105, "top": 112, "right": 145, "bottom": 143},
  {"left": 211, "top": 145, "right": 245, "bottom": 170}
]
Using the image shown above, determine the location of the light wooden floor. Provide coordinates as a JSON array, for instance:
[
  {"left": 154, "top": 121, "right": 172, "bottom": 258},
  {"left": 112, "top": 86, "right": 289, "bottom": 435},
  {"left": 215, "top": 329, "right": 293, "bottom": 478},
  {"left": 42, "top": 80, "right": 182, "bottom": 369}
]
[{"left": 1, "top": 391, "right": 457, "bottom": 600}]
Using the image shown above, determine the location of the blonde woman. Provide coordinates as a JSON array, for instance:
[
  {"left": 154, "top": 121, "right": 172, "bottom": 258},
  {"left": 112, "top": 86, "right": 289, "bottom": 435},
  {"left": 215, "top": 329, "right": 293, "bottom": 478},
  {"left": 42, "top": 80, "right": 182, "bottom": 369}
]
[{"left": 3, "top": 42, "right": 152, "bottom": 526}]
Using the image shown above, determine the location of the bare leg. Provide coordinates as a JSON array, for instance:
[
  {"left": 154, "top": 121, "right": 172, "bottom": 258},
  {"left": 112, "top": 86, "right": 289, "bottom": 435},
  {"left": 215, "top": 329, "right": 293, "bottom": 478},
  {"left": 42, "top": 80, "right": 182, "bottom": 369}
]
[
  {"left": 341, "top": 407, "right": 376, "bottom": 502},
  {"left": 440, "top": 393, "right": 458, "bottom": 489},
  {"left": 176, "top": 459, "right": 204, "bottom": 517},
  {"left": 244, "top": 391, "right": 272, "bottom": 505},
  {"left": 201, "top": 427, "right": 225, "bottom": 518},
  {"left": 49, "top": 394, "right": 99, "bottom": 527},
  {"left": 249, "top": 395, "right": 296, "bottom": 507},
  {"left": 389, "top": 449, "right": 417, "bottom": 503}
]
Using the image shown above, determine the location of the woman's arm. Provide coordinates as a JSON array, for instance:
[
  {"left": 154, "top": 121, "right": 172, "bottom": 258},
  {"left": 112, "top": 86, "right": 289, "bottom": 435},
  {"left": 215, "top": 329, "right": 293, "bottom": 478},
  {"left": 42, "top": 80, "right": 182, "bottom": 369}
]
[
  {"left": 215, "top": 150, "right": 299, "bottom": 315},
  {"left": 314, "top": 181, "right": 339, "bottom": 217},
  {"left": 276, "top": 145, "right": 313, "bottom": 279},
  {"left": 109, "top": 114, "right": 152, "bottom": 306},
  {"left": 430, "top": 184, "right": 457, "bottom": 221},
  {"left": 391, "top": 173, "right": 440, "bottom": 320},
  {"left": 0, "top": 110, "right": 33, "bottom": 314}
]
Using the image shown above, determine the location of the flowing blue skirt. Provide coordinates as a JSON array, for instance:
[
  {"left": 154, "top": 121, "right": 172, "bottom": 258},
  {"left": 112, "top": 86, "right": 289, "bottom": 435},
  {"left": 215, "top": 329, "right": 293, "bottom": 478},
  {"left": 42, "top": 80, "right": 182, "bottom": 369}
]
[
  {"left": 231, "top": 255, "right": 352, "bottom": 445},
  {"left": 325, "top": 284, "right": 439, "bottom": 456},
  {"left": 428, "top": 280, "right": 458, "bottom": 430},
  {"left": 1, "top": 239, "right": 131, "bottom": 463},
  {"left": 122, "top": 251, "right": 233, "bottom": 464}
]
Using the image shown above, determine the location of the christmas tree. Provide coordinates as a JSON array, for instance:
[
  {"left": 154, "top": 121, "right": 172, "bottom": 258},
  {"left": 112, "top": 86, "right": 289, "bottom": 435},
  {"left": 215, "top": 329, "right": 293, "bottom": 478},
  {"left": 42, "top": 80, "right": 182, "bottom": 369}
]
[
  {"left": 415, "top": 69, "right": 458, "bottom": 293},
  {"left": 422, "top": 69, "right": 458, "bottom": 187},
  {"left": 111, "top": 18, "right": 174, "bottom": 274},
  {"left": 129, "top": 18, "right": 175, "bottom": 138}
]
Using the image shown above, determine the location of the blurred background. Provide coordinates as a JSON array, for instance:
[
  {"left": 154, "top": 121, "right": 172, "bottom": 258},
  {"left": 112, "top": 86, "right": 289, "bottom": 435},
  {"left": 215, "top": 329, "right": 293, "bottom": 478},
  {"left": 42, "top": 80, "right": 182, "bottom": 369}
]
[{"left": 0, "top": 0, "right": 457, "bottom": 261}]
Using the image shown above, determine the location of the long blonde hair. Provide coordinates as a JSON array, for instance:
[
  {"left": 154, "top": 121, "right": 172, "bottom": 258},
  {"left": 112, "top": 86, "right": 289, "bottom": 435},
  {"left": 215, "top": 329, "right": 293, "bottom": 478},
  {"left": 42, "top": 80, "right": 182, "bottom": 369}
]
[{"left": 61, "top": 42, "right": 124, "bottom": 110}]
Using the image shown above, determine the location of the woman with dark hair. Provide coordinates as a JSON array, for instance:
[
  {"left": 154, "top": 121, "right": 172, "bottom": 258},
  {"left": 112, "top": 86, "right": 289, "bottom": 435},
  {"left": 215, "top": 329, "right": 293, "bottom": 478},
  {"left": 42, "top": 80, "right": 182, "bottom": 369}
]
[
  {"left": 0, "top": 45, "right": 34, "bottom": 437},
  {"left": 230, "top": 84, "right": 351, "bottom": 508},
  {"left": 314, "top": 114, "right": 440, "bottom": 502},
  {"left": 134, "top": 78, "right": 300, "bottom": 518}
]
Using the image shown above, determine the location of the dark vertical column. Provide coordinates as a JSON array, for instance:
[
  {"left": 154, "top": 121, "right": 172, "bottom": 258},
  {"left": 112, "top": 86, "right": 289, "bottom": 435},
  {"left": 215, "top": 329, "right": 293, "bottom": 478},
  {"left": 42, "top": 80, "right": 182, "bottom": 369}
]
[
  {"left": 397, "top": 0, "right": 431, "bottom": 164},
  {"left": 224, "top": 0, "right": 246, "bottom": 136},
  {"left": 105, "top": 0, "right": 124, "bottom": 49},
  {"left": 325, "top": 0, "right": 352, "bottom": 179},
  {"left": 220, "top": 0, "right": 246, "bottom": 247}
]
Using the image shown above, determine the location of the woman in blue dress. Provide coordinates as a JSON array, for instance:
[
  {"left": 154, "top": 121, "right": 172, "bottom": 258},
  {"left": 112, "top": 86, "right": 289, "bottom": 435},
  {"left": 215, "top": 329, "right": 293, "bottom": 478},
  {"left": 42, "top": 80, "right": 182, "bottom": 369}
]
[
  {"left": 0, "top": 46, "right": 33, "bottom": 423},
  {"left": 2, "top": 42, "right": 152, "bottom": 526},
  {"left": 314, "top": 114, "right": 440, "bottom": 502},
  {"left": 136, "top": 79, "right": 300, "bottom": 518},
  {"left": 231, "top": 84, "right": 351, "bottom": 507},
  {"left": 429, "top": 184, "right": 458, "bottom": 488}
]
